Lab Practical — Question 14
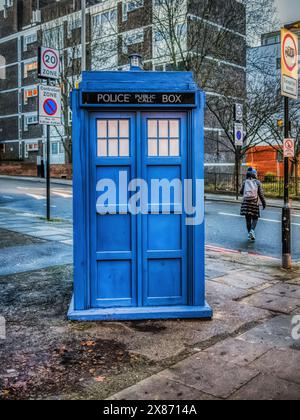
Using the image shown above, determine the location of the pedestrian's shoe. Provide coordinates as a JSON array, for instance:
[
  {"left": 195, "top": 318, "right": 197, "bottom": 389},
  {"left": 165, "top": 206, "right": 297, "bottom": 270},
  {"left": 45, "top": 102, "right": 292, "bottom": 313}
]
[
  {"left": 249, "top": 230, "right": 256, "bottom": 241},
  {"left": 248, "top": 233, "right": 252, "bottom": 241}
]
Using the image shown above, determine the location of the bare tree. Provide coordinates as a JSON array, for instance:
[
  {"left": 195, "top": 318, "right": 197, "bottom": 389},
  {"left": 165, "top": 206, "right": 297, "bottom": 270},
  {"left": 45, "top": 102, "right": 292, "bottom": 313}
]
[{"left": 245, "top": 0, "right": 279, "bottom": 47}]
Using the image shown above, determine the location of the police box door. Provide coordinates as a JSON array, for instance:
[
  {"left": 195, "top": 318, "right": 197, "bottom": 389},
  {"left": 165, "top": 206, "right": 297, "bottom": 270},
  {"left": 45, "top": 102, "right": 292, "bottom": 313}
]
[
  {"left": 90, "top": 113, "right": 137, "bottom": 308},
  {"left": 141, "top": 113, "right": 188, "bottom": 307},
  {"left": 90, "top": 112, "right": 188, "bottom": 309}
]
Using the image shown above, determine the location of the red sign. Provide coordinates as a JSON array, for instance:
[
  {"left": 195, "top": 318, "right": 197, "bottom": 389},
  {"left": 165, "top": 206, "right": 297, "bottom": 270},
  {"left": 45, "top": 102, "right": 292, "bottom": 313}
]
[{"left": 283, "top": 138, "right": 295, "bottom": 158}]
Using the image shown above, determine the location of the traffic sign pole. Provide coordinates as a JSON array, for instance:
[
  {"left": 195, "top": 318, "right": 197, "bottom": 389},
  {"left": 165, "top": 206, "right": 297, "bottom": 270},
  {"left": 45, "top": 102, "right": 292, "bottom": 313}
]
[
  {"left": 282, "top": 96, "right": 291, "bottom": 269},
  {"left": 46, "top": 79, "right": 51, "bottom": 221}
]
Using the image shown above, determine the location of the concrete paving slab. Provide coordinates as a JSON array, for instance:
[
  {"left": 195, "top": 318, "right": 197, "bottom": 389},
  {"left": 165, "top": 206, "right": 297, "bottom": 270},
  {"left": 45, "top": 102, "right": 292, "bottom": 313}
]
[
  {"left": 231, "top": 374, "right": 300, "bottom": 400},
  {"left": 163, "top": 352, "right": 259, "bottom": 399},
  {"left": 237, "top": 315, "right": 300, "bottom": 349},
  {"left": 189, "top": 301, "right": 270, "bottom": 346},
  {"left": 242, "top": 292, "right": 300, "bottom": 314},
  {"left": 0, "top": 242, "right": 73, "bottom": 276},
  {"left": 203, "top": 338, "right": 271, "bottom": 367},
  {"left": 109, "top": 372, "right": 217, "bottom": 400},
  {"left": 206, "top": 281, "right": 250, "bottom": 306},
  {"left": 212, "top": 270, "right": 275, "bottom": 290},
  {"left": 263, "top": 284, "right": 300, "bottom": 300},
  {"left": 249, "top": 348, "right": 300, "bottom": 384}
]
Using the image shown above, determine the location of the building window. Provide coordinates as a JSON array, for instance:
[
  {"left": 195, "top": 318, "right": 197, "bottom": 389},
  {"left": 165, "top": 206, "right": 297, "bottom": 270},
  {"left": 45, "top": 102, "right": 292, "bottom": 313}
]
[
  {"left": 123, "top": 0, "right": 144, "bottom": 21},
  {"left": 122, "top": 28, "right": 144, "bottom": 53},
  {"left": 26, "top": 143, "right": 39, "bottom": 152},
  {"left": 67, "top": 45, "right": 82, "bottom": 66},
  {"left": 43, "top": 25, "right": 64, "bottom": 50},
  {"left": 92, "top": 9, "right": 117, "bottom": 39},
  {"left": 23, "top": 33, "right": 37, "bottom": 52},
  {"left": 24, "top": 114, "right": 38, "bottom": 131},
  {"left": 67, "top": 14, "right": 82, "bottom": 38},
  {"left": 51, "top": 142, "right": 59, "bottom": 155},
  {"left": 97, "top": 119, "right": 130, "bottom": 157},
  {"left": 24, "top": 60, "right": 38, "bottom": 78},
  {"left": 24, "top": 86, "right": 38, "bottom": 104},
  {"left": 147, "top": 119, "right": 180, "bottom": 157}
]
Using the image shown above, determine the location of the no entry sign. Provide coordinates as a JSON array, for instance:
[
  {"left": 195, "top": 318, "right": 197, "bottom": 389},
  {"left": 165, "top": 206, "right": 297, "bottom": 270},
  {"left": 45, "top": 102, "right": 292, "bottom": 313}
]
[
  {"left": 283, "top": 138, "right": 295, "bottom": 158},
  {"left": 39, "top": 85, "right": 62, "bottom": 126},
  {"left": 38, "top": 47, "right": 60, "bottom": 80}
]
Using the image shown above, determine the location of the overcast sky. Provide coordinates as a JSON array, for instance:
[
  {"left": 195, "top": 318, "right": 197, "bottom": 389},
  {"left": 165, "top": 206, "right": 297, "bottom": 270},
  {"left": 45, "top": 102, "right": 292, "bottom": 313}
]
[{"left": 275, "top": 0, "right": 300, "bottom": 25}]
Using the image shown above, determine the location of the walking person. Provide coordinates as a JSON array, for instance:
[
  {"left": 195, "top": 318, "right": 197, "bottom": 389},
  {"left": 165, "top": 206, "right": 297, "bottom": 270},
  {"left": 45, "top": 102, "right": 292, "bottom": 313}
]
[{"left": 240, "top": 168, "right": 266, "bottom": 241}]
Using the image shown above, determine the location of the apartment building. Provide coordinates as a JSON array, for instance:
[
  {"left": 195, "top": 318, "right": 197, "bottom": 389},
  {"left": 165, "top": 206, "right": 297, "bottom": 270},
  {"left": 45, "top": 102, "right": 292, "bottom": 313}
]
[{"left": 0, "top": 0, "right": 246, "bottom": 174}]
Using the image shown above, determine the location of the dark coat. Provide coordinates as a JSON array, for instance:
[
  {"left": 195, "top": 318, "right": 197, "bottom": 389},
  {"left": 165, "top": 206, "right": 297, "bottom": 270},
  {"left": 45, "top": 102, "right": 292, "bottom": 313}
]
[{"left": 240, "top": 179, "right": 266, "bottom": 219}]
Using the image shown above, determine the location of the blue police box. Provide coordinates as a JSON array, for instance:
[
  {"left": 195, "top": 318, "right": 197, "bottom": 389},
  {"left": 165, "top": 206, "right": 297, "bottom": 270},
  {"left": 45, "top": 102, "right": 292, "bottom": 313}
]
[{"left": 68, "top": 58, "right": 212, "bottom": 321}]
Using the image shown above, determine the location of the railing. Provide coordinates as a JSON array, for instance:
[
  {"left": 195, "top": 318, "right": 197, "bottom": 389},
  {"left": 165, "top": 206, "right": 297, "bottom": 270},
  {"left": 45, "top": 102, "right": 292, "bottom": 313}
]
[{"left": 205, "top": 173, "right": 300, "bottom": 198}]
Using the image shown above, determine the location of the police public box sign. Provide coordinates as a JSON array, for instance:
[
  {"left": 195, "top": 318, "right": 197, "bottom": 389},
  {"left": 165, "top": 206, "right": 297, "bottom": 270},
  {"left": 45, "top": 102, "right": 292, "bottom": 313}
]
[{"left": 82, "top": 92, "right": 196, "bottom": 106}]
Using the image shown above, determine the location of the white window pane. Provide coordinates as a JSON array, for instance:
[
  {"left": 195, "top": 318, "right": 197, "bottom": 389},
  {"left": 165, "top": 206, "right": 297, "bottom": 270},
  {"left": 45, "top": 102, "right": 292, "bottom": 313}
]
[
  {"left": 119, "top": 139, "right": 130, "bottom": 156},
  {"left": 148, "top": 120, "right": 157, "bottom": 138},
  {"left": 108, "top": 120, "right": 118, "bottom": 138},
  {"left": 159, "top": 139, "right": 169, "bottom": 156},
  {"left": 148, "top": 139, "right": 158, "bottom": 156},
  {"left": 119, "top": 120, "right": 129, "bottom": 138},
  {"left": 170, "top": 139, "right": 180, "bottom": 156},
  {"left": 159, "top": 120, "right": 168, "bottom": 138},
  {"left": 98, "top": 120, "right": 107, "bottom": 138},
  {"left": 170, "top": 120, "right": 179, "bottom": 137},
  {"left": 98, "top": 140, "right": 107, "bottom": 157},
  {"left": 108, "top": 139, "right": 118, "bottom": 156}
]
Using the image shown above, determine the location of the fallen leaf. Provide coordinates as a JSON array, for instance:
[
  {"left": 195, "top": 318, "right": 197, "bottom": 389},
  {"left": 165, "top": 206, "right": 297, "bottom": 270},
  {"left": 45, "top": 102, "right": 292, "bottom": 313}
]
[
  {"left": 94, "top": 376, "right": 106, "bottom": 383},
  {"left": 81, "top": 341, "right": 96, "bottom": 347}
]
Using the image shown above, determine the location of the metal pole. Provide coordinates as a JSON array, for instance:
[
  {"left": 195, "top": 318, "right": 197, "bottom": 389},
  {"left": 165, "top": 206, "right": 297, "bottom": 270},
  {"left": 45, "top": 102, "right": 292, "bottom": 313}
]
[
  {"left": 46, "top": 80, "right": 51, "bottom": 221},
  {"left": 282, "top": 96, "right": 291, "bottom": 269},
  {"left": 81, "top": 0, "right": 86, "bottom": 72}
]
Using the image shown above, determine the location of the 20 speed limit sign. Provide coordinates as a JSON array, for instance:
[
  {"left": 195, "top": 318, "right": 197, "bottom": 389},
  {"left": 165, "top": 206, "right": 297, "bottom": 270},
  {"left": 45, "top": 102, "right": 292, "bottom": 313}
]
[{"left": 38, "top": 47, "right": 60, "bottom": 80}]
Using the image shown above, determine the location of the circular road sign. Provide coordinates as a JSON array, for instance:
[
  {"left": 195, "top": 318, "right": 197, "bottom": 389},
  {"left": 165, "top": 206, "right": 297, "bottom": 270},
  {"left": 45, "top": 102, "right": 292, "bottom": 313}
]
[
  {"left": 283, "top": 33, "right": 298, "bottom": 72},
  {"left": 42, "top": 49, "right": 59, "bottom": 70},
  {"left": 43, "top": 98, "right": 58, "bottom": 116}
]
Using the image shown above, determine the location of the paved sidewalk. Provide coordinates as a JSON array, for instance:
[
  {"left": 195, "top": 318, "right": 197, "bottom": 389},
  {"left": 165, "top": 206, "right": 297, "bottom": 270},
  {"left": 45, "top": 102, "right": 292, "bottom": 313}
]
[
  {"left": 109, "top": 253, "right": 300, "bottom": 400},
  {"left": 0, "top": 207, "right": 73, "bottom": 246},
  {"left": 0, "top": 207, "right": 300, "bottom": 400}
]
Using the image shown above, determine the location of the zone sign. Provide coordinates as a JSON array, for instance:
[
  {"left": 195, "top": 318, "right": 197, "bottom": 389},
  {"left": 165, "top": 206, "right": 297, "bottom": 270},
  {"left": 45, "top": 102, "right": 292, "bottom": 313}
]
[
  {"left": 39, "top": 85, "right": 62, "bottom": 126},
  {"left": 38, "top": 47, "right": 60, "bottom": 80}
]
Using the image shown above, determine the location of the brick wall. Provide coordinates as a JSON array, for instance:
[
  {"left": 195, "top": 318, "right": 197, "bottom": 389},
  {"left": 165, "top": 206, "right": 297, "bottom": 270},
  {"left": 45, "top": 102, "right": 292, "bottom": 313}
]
[{"left": 0, "top": 162, "right": 73, "bottom": 179}]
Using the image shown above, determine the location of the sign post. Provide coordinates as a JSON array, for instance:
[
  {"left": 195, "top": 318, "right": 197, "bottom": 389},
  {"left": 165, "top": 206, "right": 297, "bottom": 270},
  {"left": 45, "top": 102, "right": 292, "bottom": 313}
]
[
  {"left": 281, "top": 27, "right": 299, "bottom": 269},
  {"left": 38, "top": 47, "right": 61, "bottom": 221},
  {"left": 234, "top": 104, "right": 244, "bottom": 200}
]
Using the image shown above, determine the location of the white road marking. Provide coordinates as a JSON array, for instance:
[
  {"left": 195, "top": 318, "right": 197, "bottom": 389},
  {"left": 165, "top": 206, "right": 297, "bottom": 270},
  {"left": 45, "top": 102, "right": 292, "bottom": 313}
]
[
  {"left": 26, "top": 193, "right": 45, "bottom": 200},
  {"left": 2, "top": 196, "right": 13, "bottom": 199},
  {"left": 218, "top": 212, "right": 300, "bottom": 227},
  {"left": 52, "top": 191, "right": 72, "bottom": 198}
]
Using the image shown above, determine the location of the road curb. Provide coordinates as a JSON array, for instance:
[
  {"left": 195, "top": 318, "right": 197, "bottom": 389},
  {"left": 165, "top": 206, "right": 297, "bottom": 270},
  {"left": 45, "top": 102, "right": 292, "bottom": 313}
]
[
  {"left": 0, "top": 175, "right": 72, "bottom": 186},
  {"left": 205, "top": 195, "right": 300, "bottom": 211}
]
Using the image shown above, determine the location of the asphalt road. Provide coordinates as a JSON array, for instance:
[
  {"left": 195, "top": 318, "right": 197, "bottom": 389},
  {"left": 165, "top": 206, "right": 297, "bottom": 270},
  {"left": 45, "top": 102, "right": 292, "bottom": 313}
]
[
  {"left": 1, "top": 177, "right": 300, "bottom": 260},
  {"left": 0, "top": 178, "right": 72, "bottom": 221}
]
